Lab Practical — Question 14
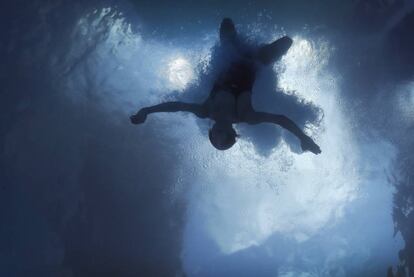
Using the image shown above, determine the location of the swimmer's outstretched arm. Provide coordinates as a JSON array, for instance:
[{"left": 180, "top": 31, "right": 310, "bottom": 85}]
[
  {"left": 245, "top": 112, "right": 321, "bottom": 154},
  {"left": 130, "top": 102, "right": 208, "bottom": 124}
]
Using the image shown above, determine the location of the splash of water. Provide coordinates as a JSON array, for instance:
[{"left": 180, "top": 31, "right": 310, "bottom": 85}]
[{"left": 181, "top": 36, "right": 360, "bottom": 255}]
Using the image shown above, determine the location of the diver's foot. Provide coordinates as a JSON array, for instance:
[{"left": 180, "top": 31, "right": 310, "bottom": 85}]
[{"left": 300, "top": 136, "right": 321, "bottom": 155}]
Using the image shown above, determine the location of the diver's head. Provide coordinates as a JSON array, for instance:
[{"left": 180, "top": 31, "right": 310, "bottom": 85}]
[{"left": 208, "top": 121, "right": 238, "bottom": 151}]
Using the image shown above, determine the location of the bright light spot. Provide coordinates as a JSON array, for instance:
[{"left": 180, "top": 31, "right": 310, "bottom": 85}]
[
  {"left": 276, "top": 37, "right": 332, "bottom": 103},
  {"left": 167, "top": 57, "right": 195, "bottom": 91}
]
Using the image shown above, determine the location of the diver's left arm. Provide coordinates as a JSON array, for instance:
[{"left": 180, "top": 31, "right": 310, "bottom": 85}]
[
  {"left": 130, "top": 102, "right": 208, "bottom": 124},
  {"left": 245, "top": 111, "right": 321, "bottom": 154}
]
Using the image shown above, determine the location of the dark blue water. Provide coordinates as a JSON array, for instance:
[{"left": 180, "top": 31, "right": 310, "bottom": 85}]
[{"left": 1, "top": 0, "right": 413, "bottom": 276}]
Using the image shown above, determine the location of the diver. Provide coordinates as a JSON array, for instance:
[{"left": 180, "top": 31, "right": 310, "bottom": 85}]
[{"left": 130, "top": 18, "right": 321, "bottom": 154}]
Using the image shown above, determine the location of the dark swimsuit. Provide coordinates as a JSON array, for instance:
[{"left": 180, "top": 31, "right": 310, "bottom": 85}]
[{"left": 210, "top": 59, "right": 256, "bottom": 99}]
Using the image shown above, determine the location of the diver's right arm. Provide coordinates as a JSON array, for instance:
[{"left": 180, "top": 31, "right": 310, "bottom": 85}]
[
  {"left": 130, "top": 102, "right": 208, "bottom": 124},
  {"left": 244, "top": 111, "right": 321, "bottom": 154}
]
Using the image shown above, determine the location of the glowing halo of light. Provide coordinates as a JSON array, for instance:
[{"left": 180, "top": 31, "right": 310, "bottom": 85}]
[{"left": 166, "top": 57, "right": 195, "bottom": 91}]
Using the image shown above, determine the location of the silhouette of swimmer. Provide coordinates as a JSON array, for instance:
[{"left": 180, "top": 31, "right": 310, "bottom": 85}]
[{"left": 130, "top": 18, "right": 321, "bottom": 154}]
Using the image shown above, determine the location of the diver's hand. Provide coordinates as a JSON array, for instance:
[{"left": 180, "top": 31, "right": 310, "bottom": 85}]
[
  {"left": 300, "top": 135, "right": 321, "bottom": 155},
  {"left": 130, "top": 109, "right": 147, "bottom": 124}
]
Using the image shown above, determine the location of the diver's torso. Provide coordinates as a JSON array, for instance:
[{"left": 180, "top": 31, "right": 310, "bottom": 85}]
[
  {"left": 209, "top": 90, "right": 238, "bottom": 122},
  {"left": 215, "top": 60, "right": 256, "bottom": 96},
  {"left": 208, "top": 59, "right": 256, "bottom": 123}
]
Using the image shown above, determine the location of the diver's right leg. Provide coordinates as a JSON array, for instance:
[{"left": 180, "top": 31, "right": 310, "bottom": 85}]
[{"left": 256, "top": 36, "right": 293, "bottom": 65}]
